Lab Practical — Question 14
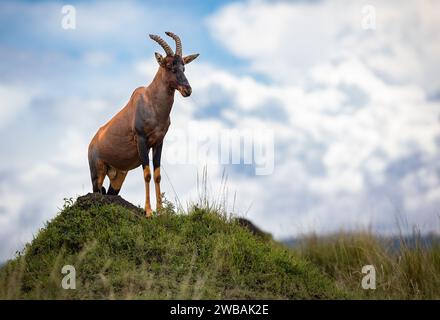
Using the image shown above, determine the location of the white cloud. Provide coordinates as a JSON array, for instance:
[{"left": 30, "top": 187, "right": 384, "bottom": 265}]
[
  {"left": 207, "top": 0, "right": 358, "bottom": 84},
  {"left": 205, "top": 0, "right": 440, "bottom": 236},
  {"left": 208, "top": 0, "right": 440, "bottom": 92},
  {"left": 83, "top": 51, "right": 114, "bottom": 67},
  {"left": 20, "top": 163, "right": 59, "bottom": 184},
  {"left": 0, "top": 85, "right": 36, "bottom": 128}
]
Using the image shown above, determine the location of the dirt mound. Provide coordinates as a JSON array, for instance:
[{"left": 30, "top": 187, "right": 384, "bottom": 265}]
[
  {"left": 75, "top": 193, "right": 144, "bottom": 216},
  {"left": 234, "top": 217, "right": 271, "bottom": 239}
]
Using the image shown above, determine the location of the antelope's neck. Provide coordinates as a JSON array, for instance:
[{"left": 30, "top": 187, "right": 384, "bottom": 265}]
[{"left": 147, "top": 67, "right": 175, "bottom": 120}]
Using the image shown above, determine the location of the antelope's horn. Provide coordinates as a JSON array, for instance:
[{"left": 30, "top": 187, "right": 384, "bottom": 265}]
[
  {"left": 149, "top": 34, "right": 174, "bottom": 56},
  {"left": 165, "top": 31, "right": 182, "bottom": 57}
]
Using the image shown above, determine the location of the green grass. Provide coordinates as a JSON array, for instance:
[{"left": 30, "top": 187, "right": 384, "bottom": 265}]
[
  {"left": 2, "top": 192, "right": 438, "bottom": 300},
  {"left": 296, "top": 231, "right": 440, "bottom": 299},
  {"left": 0, "top": 195, "right": 342, "bottom": 299}
]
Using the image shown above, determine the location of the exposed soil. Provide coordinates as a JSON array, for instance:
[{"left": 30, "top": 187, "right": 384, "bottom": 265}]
[
  {"left": 234, "top": 217, "right": 272, "bottom": 239},
  {"left": 75, "top": 193, "right": 144, "bottom": 216}
]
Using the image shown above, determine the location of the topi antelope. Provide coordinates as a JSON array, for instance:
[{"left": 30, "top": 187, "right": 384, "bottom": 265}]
[{"left": 88, "top": 32, "right": 199, "bottom": 217}]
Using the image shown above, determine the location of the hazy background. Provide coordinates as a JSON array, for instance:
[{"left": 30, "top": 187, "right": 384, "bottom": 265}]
[{"left": 1, "top": 0, "right": 440, "bottom": 262}]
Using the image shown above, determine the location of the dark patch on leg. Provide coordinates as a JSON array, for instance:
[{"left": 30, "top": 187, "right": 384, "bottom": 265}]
[
  {"left": 101, "top": 186, "right": 107, "bottom": 195},
  {"left": 107, "top": 185, "right": 120, "bottom": 195}
]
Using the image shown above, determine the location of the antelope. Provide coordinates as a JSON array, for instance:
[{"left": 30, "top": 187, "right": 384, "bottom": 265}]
[{"left": 88, "top": 32, "right": 199, "bottom": 217}]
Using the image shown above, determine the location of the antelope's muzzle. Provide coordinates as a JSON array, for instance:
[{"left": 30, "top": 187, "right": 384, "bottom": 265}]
[{"left": 178, "top": 85, "right": 192, "bottom": 97}]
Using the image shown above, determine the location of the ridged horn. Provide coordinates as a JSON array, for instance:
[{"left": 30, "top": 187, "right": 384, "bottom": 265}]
[
  {"left": 149, "top": 34, "right": 174, "bottom": 56},
  {"left": 165, "top": 31, "right": 182, "bottom": 57}
]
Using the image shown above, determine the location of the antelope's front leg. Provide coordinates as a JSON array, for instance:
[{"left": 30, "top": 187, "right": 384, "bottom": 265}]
[
  {"left": 137, "top": 135, "right": 153, "bottom": 217},
  {"left": 153, "top": 143, "right": 163, "bottom": 212}
]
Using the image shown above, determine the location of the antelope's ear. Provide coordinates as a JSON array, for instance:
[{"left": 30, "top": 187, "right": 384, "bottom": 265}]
[
  {"left": 154, "top": 52, "right": 164, "bottom": 65},
  {"left": 183, "top": 53, "right": 199, "bottom": 65}
]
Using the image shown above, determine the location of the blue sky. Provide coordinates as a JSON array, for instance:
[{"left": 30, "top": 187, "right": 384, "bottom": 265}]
[{"left": 1, "top": 0, "right": 440, "bottom": 262}]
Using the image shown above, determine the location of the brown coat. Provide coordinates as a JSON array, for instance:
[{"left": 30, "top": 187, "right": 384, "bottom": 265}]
[{"left": 88, "top": 33, "right": 199, "bottom": 216}]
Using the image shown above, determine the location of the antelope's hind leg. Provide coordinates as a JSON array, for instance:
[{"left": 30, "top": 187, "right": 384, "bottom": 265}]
[
  {"left": 89, "top": 158, "right": 107, "bottom": 194},
  {"left": 107, "top": 169, "right": 128, "bottom": 195}
]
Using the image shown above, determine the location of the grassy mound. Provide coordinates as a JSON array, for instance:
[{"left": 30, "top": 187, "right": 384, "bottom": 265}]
[{"left": 0, "top": 194, "right": 344, "bottom": 299}]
